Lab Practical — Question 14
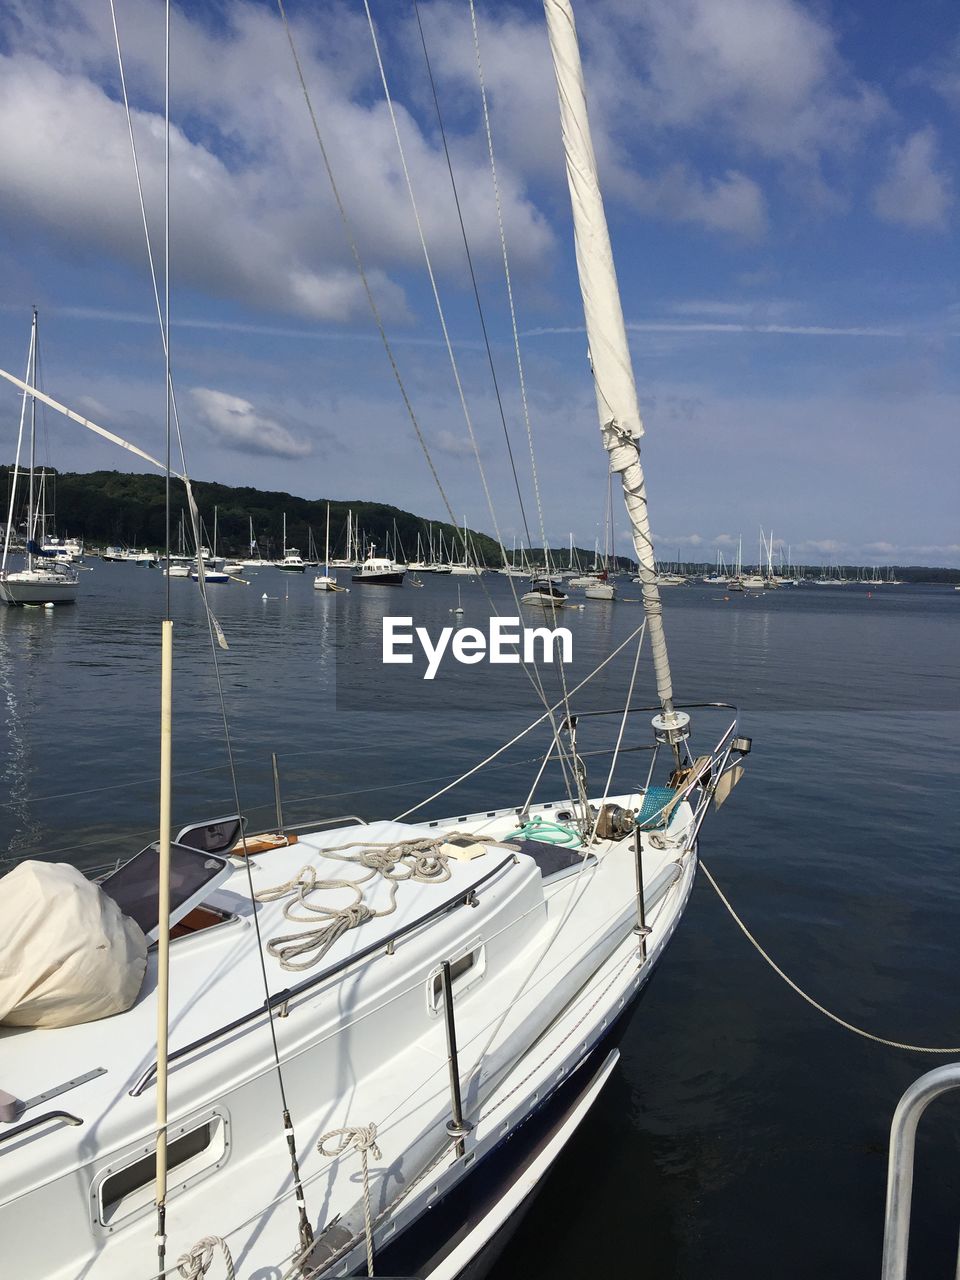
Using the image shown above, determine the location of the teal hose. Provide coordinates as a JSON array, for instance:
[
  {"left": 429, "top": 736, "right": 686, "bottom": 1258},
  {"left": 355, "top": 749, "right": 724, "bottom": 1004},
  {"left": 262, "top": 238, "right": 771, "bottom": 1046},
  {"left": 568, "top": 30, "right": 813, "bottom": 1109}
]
[{"left": 507, "top": 816, "right": 581, "bottom": 846}]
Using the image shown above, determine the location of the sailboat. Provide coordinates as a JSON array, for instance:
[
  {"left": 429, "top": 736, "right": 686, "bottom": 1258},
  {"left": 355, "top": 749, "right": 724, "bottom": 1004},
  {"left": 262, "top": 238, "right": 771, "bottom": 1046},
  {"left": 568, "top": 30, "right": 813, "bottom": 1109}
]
[
  {"left": 313, "top": 503, "right": 338, "bottom": 592},
  {"left": 0, "top": 311, "right": 79, "bottom": 606},
  {"left": 702, "top": 548, "right": 728, "bottom": 585},
  {"left": 190, "top": 507, "right": 229, "bottom": 583},
  {"left": 449, "top": 516, "right": 484, "bottom": 575},
  {"left": 584, "top": 472, "right": 617, "bottom": 600},
  {"left": 240, "top": 517, "right": 267, "bottom": 568},
  {"left": 0, "top": 4, "right": 750, "bottom": 1277}
]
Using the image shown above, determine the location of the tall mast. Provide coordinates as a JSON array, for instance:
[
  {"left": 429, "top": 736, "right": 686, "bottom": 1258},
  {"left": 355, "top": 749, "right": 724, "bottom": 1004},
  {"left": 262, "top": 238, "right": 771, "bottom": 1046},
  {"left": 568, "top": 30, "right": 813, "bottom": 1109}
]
[
  {"left": 544, "top": 0, "right": 681, "bottom": 731},
  {"left": 26, "top": 309, "right": 38, "bottom": 574}
]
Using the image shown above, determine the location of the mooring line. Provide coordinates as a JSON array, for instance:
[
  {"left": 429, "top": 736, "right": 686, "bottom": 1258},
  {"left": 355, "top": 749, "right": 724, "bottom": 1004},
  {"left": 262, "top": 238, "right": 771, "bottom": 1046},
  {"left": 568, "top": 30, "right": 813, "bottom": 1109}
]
[{"left": 701, "top": 860, "right": 960, "bottom": 1054}]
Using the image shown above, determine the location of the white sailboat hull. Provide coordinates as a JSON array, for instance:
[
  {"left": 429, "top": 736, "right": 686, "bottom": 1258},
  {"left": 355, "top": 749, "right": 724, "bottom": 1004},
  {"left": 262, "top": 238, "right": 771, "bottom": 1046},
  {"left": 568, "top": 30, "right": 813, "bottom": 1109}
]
[
  {"left": 0, "top": 571, "right": 78, "bottom": 605},
  {"left": 583, "top": 581, "right": 615, "bottom": 600},
  {"left": 0, "top": 793, "right": 697, "bottom": 1280}
]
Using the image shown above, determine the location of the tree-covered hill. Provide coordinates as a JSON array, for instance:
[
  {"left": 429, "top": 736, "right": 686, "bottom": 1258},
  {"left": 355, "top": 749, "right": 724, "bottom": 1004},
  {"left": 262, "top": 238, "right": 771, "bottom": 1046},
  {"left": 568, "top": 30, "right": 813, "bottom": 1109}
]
[{"left": 0, "top": 467, "right": 613, "bottom": 568}]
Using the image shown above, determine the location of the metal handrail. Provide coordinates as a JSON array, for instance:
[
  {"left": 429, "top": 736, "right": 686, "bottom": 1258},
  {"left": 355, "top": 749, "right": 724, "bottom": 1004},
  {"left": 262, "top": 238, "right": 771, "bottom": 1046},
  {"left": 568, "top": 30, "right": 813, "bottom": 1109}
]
[
  {"left": 567, "top": 700, "right": 739, "bottom": 720},
  {"left": 881, "top": 1062, "right": 960, "bottom": 1280},
  {"left": 129, "top": 852, "right": 519, "bottom": 1097},
  {"left": 0, "top": 1111, "right": 83, "bottom": 1148}
]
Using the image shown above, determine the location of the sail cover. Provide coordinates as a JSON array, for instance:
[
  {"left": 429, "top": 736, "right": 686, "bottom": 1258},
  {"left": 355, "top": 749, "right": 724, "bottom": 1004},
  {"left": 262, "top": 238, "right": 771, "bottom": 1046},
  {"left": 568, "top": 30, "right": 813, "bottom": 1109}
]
[
  {"left": 0, "top": 861, "right": 147, "bottom": 1028},
  {"left": 544, "top": 0, "right": 675, "bottom": 714}
]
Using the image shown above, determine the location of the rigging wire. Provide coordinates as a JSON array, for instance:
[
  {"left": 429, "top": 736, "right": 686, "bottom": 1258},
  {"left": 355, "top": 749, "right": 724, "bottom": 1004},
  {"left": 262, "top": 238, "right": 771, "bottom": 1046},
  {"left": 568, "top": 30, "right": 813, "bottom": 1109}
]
[
  {"left": 409, "top": 0, "right": 531, "bottom": 554},
  {"left": 395, "top": 616, "right": 648, "bottom": 819},
  {"left": 109, "top": 0, "right": 316, "bottom": 1254},
  {"left": 360, "top": 0, "right": 580, "bottom": 806},
  {"left": 275, "top": 0, "right": 580, "bottom": 805},
  {"left": 412, "top": 0, "right": 587, "bottom": 813}
]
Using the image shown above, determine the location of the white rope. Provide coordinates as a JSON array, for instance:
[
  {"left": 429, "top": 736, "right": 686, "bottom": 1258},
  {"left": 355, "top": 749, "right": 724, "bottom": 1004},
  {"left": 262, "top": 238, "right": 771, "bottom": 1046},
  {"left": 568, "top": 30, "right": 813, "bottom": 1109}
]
[
  {"left": 317, "top": 1124, "right": 381, "bottom": 1276},
  {"left": 701, "top": 860, "right": 960, "bottom": 1054},
  {"left": 255, "top": 836, "right": 456, "bottom": 970},
  {"left": 175, "top": 1236, "right": 235, "bottom": 1280}
]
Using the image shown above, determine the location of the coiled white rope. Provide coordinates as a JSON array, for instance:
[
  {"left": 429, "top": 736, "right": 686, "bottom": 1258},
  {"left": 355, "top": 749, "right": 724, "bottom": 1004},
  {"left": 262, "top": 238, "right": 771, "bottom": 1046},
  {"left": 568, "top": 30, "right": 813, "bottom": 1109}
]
[
  {"left": 317, "top": 1124, "right": 381, "bottom": 1277},
  {"left": 255, "top": 837, "right": 455, "bottom": 970},
  {"left": 175, "top": 1236, "right": 235, "bottom": 1280},
  {"left": 701, "top": 860, "right": 960, "bottom": 1054}
]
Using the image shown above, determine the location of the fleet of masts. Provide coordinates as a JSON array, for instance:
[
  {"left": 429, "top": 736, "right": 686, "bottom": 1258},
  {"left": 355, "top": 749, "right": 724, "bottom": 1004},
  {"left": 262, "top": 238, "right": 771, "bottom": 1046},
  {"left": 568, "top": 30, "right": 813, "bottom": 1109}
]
[{"left": 0, "top": 495, "right": 923, "bottom": 598}]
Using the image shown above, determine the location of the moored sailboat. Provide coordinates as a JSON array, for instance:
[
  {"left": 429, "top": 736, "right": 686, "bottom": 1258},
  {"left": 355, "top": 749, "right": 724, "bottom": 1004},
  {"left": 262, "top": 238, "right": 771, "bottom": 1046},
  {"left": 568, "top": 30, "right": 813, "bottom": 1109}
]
[
  {"left": 0, "top": 311, "right": 79, "bottom": 606},
  {"left": 0, "top": 5, "right": 749, "bottom": 1278}
]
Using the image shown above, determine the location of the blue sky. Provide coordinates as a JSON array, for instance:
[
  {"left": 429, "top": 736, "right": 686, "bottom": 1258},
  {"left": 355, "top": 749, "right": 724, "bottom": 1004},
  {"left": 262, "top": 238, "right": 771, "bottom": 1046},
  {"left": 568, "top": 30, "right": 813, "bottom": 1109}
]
[{"left": 0, "top": 0, "right": 957, "bottom": 565}]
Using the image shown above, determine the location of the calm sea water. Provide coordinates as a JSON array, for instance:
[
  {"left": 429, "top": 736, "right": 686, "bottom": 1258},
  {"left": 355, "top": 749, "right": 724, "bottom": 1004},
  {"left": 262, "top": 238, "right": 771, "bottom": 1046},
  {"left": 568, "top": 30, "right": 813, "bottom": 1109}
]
[{"left": 1, "top": 565, "right": 958, "bottom": 1278}]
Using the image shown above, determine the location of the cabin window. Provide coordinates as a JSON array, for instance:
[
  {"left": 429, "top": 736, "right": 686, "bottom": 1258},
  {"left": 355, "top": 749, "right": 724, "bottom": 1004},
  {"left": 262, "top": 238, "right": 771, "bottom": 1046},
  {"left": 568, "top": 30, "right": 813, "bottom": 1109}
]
[
  {"left": 427, "top": 944, "right": 485, "bottom": 1014},
  {"left": 95, "top": 1112, "right": 228, "bottom": 1228}
]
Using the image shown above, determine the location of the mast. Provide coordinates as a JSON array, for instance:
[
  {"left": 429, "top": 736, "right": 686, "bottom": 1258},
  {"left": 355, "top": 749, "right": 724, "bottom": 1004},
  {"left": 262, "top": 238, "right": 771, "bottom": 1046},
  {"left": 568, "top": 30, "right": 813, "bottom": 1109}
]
[
  {"left": 324, "top": 502, "right": 331, "bottom": 575},
  {"left": 544, "top": 0, "right": 682, "bottom": 733},
  {"left": 26, "top": 309, "right": 38, "bottom": 574}
]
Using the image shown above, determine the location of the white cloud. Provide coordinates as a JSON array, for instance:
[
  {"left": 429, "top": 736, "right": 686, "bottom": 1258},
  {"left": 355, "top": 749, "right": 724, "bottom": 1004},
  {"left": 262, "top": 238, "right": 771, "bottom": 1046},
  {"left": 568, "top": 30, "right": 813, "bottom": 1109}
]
[
  {"left": 630, "top": 166, "right": 768, "bottom": 238},
  {"left": 625, "top": 0, "right": 881, "bottom": 154},
  {"left": 0, "top": 0, "right": 553, "bottom": 322},
  {"left": 190, "top": 388, "right": 312, "bottom": 459},
  {"left": 872, "top": 128, "right": 952, "bottom": 230},
  {"left": 434, "top": 429, "right": 476, "bottom": 459}
]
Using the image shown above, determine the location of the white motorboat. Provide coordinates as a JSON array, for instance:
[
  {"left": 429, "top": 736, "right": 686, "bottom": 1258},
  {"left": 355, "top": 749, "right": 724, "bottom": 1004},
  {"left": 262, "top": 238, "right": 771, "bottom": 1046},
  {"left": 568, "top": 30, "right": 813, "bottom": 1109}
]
[
  {"left": 352, "top": 545, "right": 405, "bottom": 585},
  {"left": 521, "top": 577, "right": 569, "bottom": 607},
  {"left": 40, "top": 533, "right": 84, "bottom": 563},
  {"left": 275, "top": 513, "right": 306, "bottom": 571}
]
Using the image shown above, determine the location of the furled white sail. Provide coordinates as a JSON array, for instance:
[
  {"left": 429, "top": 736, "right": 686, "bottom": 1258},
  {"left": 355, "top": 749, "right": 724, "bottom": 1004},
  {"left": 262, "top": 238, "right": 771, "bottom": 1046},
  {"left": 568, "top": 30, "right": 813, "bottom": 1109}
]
[{"left": 543, "top": 0, "right": 676, "bottom": 718}]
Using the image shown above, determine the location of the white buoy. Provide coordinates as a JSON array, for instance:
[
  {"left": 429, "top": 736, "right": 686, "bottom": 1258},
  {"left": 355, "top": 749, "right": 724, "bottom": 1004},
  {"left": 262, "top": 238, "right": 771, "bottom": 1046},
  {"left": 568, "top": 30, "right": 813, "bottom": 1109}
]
[
  {"left": 262, "top": 592, "right": 269, "bottom": 600},
  {"left": 44, "top": 601, "right": 55, "bottom": 609}
]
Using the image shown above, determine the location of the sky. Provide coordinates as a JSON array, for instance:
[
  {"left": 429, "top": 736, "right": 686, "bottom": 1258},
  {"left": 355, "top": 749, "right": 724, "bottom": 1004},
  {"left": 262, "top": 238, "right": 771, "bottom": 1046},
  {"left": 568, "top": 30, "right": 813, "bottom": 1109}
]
[{"left": 0, "top": 0, "right": 958, "bottom": 566}]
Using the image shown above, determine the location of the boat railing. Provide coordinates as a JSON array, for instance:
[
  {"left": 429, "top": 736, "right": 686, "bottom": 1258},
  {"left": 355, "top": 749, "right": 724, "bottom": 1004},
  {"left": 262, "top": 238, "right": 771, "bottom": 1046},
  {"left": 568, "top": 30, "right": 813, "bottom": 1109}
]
[
  {"left": 564, "top": 702, "right": 747, "bottom": 851},
  {"left": 129, "top": 851, "right": 520, "bottom": 1097},
  {"left": 881, "top": 1063, "right": 960, "bottom": 1280}
]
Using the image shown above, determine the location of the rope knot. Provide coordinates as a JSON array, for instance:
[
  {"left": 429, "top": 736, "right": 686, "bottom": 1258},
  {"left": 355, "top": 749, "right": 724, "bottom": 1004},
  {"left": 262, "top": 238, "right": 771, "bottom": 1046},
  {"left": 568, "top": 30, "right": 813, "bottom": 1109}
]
[
  {"left": 318, "top": 1122, "right": 381, "bottom": 1162},
  {"left": 175, "top": 1235, "right": 235, "bottom": 1280}
]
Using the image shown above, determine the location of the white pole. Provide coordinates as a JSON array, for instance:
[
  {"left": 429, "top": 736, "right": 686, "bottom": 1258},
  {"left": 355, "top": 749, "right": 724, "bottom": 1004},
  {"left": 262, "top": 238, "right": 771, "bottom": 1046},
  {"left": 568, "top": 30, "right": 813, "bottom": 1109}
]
[
  {"left": 155, "top": 617, "right": 173, "bottom": 1262},
  {"left": 544, "top": 0, "right": 678, "bottom": 723}
]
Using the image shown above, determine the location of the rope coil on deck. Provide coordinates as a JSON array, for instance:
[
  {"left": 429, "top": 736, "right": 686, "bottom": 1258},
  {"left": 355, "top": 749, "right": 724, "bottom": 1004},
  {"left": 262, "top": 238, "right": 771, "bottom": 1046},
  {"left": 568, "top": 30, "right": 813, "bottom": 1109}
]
[{"left": 255, "top": 836, "right": 456, "bottom": 971}]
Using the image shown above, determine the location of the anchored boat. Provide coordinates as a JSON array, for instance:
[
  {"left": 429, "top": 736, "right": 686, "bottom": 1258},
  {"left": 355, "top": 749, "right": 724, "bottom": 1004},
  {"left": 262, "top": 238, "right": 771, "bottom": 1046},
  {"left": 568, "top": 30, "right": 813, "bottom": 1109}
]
[{"left": 0, "top": 3, "right": 749, "bottom": 1277}]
